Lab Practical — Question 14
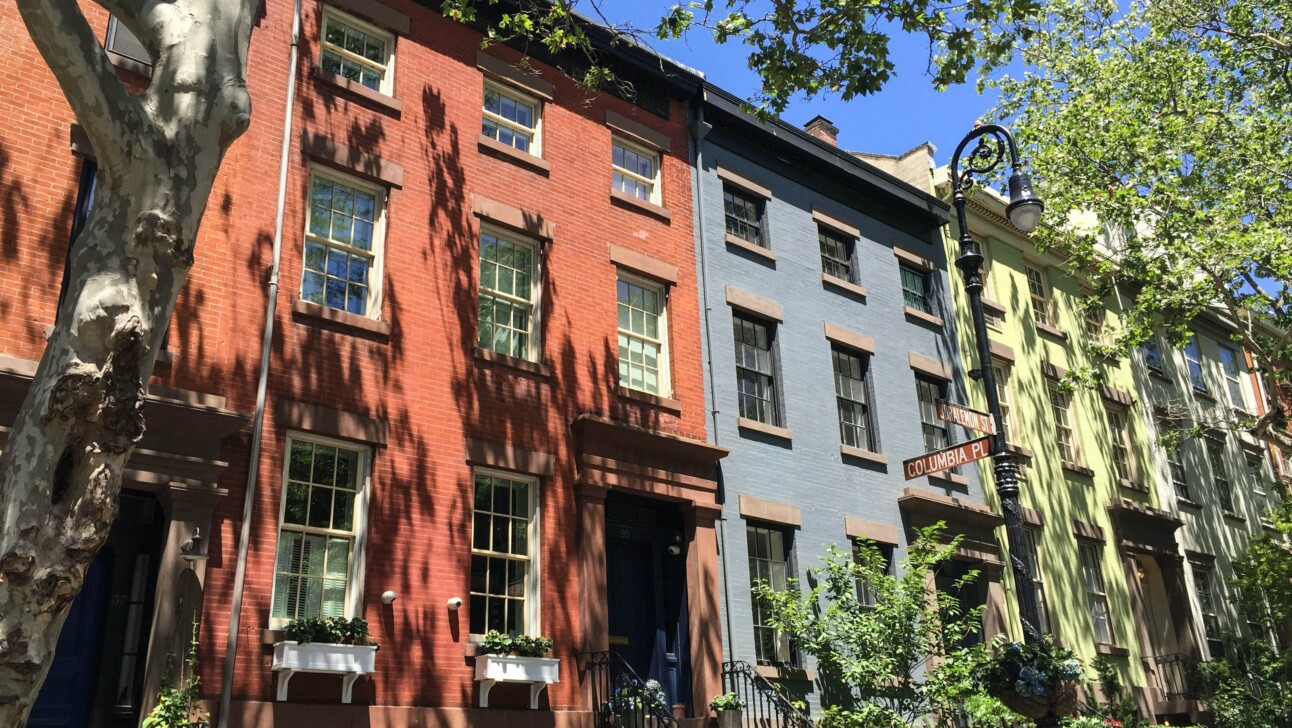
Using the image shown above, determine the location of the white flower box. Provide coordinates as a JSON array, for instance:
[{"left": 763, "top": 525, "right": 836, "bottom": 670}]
[
  {"left": 272, "top": 641, "right": 378, "bottom": 704},
  {"left": 474, "top": 654, "right": 561, "bottom": 708}
]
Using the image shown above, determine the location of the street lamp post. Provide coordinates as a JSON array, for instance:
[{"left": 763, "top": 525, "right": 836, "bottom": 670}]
[{"left": 948, "top": 125, "right": 1047, "bottom": 646}]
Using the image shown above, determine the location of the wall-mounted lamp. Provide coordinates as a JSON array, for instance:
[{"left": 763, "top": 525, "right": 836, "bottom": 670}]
[
  {"left": 180, "top": 527, "right": 207, "bottom": 562},
  {"left": 447, "top": 597, "right": 463, "bottom": 610},
  {"left": 1136, "top": 563, "right": 1148, "bottom": 581},
  {"left": 381, "top": 590, "right": 398, "bottom": 605},
  {"left": 667, "top": 532, "right": 683, "bottom": 557}
]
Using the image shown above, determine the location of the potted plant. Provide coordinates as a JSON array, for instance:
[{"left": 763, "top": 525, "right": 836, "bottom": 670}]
[
  {"left": 975, "top": 635, "right": 1083, "bottom": 720},
  {"left": 606, "top": 677, "right": 666, "bottom": 728},
  {"left": 709, "top": 691, "right": 746, "bottom": 728},
  {"left": 474, "top": 630, "right": 560, "bottom": 708},
  {"left": 272, "top": 617, "right": 378, "bottom": 704}
]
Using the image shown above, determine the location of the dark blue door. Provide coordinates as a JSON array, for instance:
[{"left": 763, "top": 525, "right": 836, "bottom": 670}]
[{"left": 27, "top": 555, "right": 110, "bottom": 726}]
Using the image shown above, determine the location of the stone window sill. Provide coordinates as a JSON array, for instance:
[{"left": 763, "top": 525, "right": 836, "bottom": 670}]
[
  {"left": 474, "top": 347, "right": 551, "bottom": 377},
  {"left": 1036, "top": 321, "right": 1068, "bottom": 341},
  {"left": 1062, "top": 461, "right": 1095, "bottom": 478},
  {"left": 754, "top": 665, "right": 815, "bottom": 682},
  {"left": 610, "top": 190, "right": 671, "bottom": 222},
  {"left": 1094, "top": 643, "right": 1129, "bottom": 657},
  {"left": 314, "top": 67, "right": 402, "bottom": 115},
  {"left": 1118, "top": 478, "right": 1149, "bottom": 493},
  {"left": 478, "top": 134, "right": 551, "bottom": 176},
  {"left": 725, "top": 233, "right": 777, "bottom": 262},
  {"left": 1006, "top": 443, "right": 1034, "bottom": 459},
  {"left": 903, "top": 305, "right": 944, "bottom": 328},
  {"left": 292, "top": 298, "right": 391, "bottom": 338},
  {"left": 617, "top": 386, "right": 682, "bottom": 414},
  {"left": 981, "top": 297, "right": 1006, "bottom": 317},
  {"left": 821, "top": 274, "right": 868, "bottom": 299},
  {"left": 107, "top": 49, "right": 152, "bottom": 78},
  {"left": 841, "top": 445, "right": 888, "bottom": 467},
  {"left": 1222, "top": 510, "right": 1246, "bottom": 523},
  {"left": 929, "top": 470, "right": 969, "bottom": 487},
  {"left": 1178, "top": 496, "right": 1202, "bottom": 510},
  {"left": 738, "top": 417, "right": 793, "bottom": 442},
  {"left": 1193, "top": 387, "right": 1216, "bottom": 402},
  {"left": 1148, "top": 367, "right": 1171, "bottom": 383}
]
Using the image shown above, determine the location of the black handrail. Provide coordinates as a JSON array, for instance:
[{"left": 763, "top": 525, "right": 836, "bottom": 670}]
[
  {"left": 1152, "top": 653, "right": 1200, "bottom": 701},
  {"left": 580, "top": 651, "right": 679, "bottom": 728},
  {"left": 721, "top": 661, "right": 813, "bottom": 728}
]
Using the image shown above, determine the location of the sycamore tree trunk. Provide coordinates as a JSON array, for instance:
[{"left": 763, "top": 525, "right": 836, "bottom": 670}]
[{"left": 0, "top": 0, "right": 256, "bottom": 720}]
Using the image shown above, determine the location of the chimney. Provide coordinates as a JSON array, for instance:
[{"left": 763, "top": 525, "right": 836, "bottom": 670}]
[{"left": 804, "top": 115, "right": 839, "bottom": 146}]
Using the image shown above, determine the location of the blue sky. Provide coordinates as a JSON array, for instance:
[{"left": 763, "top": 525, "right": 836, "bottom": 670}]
[{"left": 597, "top": 1, "right": 1003, "bottom": 164}]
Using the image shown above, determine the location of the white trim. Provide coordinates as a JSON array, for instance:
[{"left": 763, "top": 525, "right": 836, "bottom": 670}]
[
  {"left": 320, "top": 5, "right": 396, "bottom": 96},
  {"left": 303, "top": 166, "right": 388, "bottom": 320},
  {"left": 482, "top": 81, "right": 543, "bottom": 157},
  {"left": 611, "top": 136, "right": 661, "bottom": 204},
  {"left": 478, "top": 223, "right": 543, "bottom": 362},
  {"left": 469, "top": 467, "right": 542, "bottom": 638},
  {"left": 616, "top": 269, "right": 671, "bottom": 397},
  {"left": 268, "top": 432, "right": 373, "bottom": 628}
]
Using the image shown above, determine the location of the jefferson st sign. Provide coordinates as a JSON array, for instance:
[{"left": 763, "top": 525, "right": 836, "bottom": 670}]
[
  {"left": 935, "top": 400, "right": 996, "bottom": 435},
  {"left": 902, "top": 436, "right": 993, "bottom": 481}
]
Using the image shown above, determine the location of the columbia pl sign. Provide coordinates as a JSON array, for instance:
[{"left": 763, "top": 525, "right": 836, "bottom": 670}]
[{"left": 902, "top": 436, "right": 993, "bottom": 481}]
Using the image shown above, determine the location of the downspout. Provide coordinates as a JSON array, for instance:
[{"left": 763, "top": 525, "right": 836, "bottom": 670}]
[
  {"left": 688, "top": 91, "right": 735, "bottom": 657},
  {"left": 216, "top": 0, "right": 302, "bottom": 723}
]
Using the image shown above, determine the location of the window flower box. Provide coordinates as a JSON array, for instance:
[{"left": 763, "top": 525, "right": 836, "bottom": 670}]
[
  {"left": 272, "top": 640, "right": 378, "bottom": 704},
  {"left": 474, "top": 654, "right": 560, "bottom": 708}
]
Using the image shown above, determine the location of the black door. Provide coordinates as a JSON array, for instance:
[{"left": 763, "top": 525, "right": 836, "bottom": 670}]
[
  {"left": 28, "top": 492, "right": 163, "bottom": 727},
  {"left": 605, "top": 494, "right": 692, "bottom": 713}
]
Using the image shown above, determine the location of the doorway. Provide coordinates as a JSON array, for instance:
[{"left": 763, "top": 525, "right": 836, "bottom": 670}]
[{"left": 605, "top": 493, "right": 693, "bottom": 713}]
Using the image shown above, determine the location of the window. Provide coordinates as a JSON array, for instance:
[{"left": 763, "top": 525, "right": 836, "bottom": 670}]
[
  {"left": 1047, "top": 382, "right": 1079, "bottom": 465},
  {"left": 993, "top": 361, "right": 1014, "bottom": 445},
  {"left": 936, "top": 560, "right": 985, "bottom": 646},
  {"left": 1247, "top": 452, "right": 1269, "bottom": 496},
  {"left": 833, "top": 347, "right": 876, "bottom": 451},
  {"left": 1162, "top": 420, "right": 1191, "bottom": 501},
  {"left": 1192, "top": 564, "right": 1225, "bottom": 658},
  {"left": 819, "top": 227, "right": 854, "bottom": 282},
  {"left": 320, "top": 7, "right": 395, "bottom": 94},
  {"left": 748, "top": 525, "right": 794, "bottom": 664},
  {"left": 723, "top": 186, "right": 765, "bottom": 247},
  {"left": 1107, "top": 407, "right": 1133, "bottom": 482},
  {"left": 482, "top": 83, "right": 541, "bottom": 155},
  {"left": 916, "top": 377, "right": 954, "bottom": 460},
  {"left": 851, "top": 540, "right": 894, "bottom": 609},
  {"left": 1079, "top": 542, "right": 1114, "bottom": 644},
  {"left": 1184, "top": 335, "right": 1207, "bottom": 392},
  {"left": 1024, "top": 264, "right": 1052, "bottom": 326},
  {"left": 106, "top": 15, "right": 150, "bottom": 66},
  {"left": 1142, "top": 336, "right": 1164, "bottom": 374},
  {"left": 1218, "top": 345, "right": 1246, "bottom": 407},
  {"left": 470, "top": 470, "right": 538, "bottom": 636},
  {"left": 302, "top": 169, "right": 385, "bottom": 317},
  {"left": 1085, "top": 306, "right": 1104, "bottom": 338},
  {"left": 900, "top": 264, "right": 933, "bottom": 314},
  {"left": 478, "top": 227, "right": 539, "bottom": 360},
  {"left": 734, "top": 314, "right": 779, "bottom": 425},
  {"left": 1207, "top": 439, "right": 1236, "bottom": 512},
  {"left": 1022, "top": 528, "right": 1050, "bottom": 634},
  {"left": 612, "top": 138, "right": 660, "bottom": 203},
  {"left": 272, "top": 437, "right": 369, "bottom": 623},
  {"left": 617, "top": 275, "right": 669, "bottom": 395}
]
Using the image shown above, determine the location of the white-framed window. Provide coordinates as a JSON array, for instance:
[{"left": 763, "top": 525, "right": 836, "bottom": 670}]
[
  {"left": 271, "top": 435, "right": 371, "bottom": 625},
  {"left": 1247, "top": 451, "right": 1269, "bottom": 496},
  {"left": 1161, "top": 418, "right": 1192, "bottom": 501},
  {"left": 302, "top": 168, "right": 386, "bottom": 318},
  {"left": 1024, "top": 263, "right": 1052, "bottom": 327},
  {"left": 478, "top": 226, "right": 540, "bottom": 361},
  {"left": 1192, "top": 563, "right": 1225, "bottom": 658},
  {"left": 482, "top": 82, "right": 542, "bottom": 155},
  {"left": 1078, "top": 542, "right": 1114, "bottom": 644},
  {"left": 320, "top": 6, "right": 396, "bottom": 95},
  {"left": 724, "top": 185, "right": 766, "bottom": 247},
  {"left": 1085, "top": 306, "right": 1104, "bottom": 339},
  {"left": 1022, "top": 528, "right": 1050, "bottom": 633},
  {"left": 916, "top": 377, "right": 952, "bottom": 454},
  {"left": 1218, "top": 344, "right": 1246, "bottom": 408},
  {"left": 470, "top": 469, "right": 540, "bottom": 636},
  {"left": 612, "top": 137, "right": 661, "bottom": 204},
  {"left": 834, "top": 346, "right": 876, "bottom": 451},
  {"left": 748, "top": 524, "right": 795, "bottom": 665},
  {"left": 851, "top": 539, "right": 894, "bottom": 609},
  {"left": 993, "top": 360, "right": 1014, "bottom": 445},
  {"left": 1107, "top": 406, "right": 1133, "bottom": 482},
  {"left": 900, "top": 264, "right": 934, "bottom": 314},
  {"left": 1206, "top": 438, "right": 1237, "bottom": 513},
  {"left": 1142, "top": 336, "right": 1165, "bottom": 374},
  {"left": 1184, "top": 334, "right": 1208, "bottom": 393},
  {"left": 1047, "top": 381, "right": 1080, "bottom": 465},
  {"left": 617, "top": 273, "right": 669, "bottom": 395},
  {"left": 734, "top": 313, "right": 780, "bottom": 425},
  {"left": 819, "top": 227, "right": 855, "bottom": 283}
]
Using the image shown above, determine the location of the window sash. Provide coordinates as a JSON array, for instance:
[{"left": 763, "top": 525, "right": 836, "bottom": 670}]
[
  {"left": 482, "top": 83, "right": 541, "bottom": 154},
  {"left": 1108, "top": 409, "right": 1132, "bottom": 481},
  {"left": 819, "top": 229, "right": 852, "bottom": 281},
  {"left": 1022, "top": 529, "right": 1050, "bottom": 633},
  {"left": 916, "top": 378, "right": 951, "bottom": 454},
  {"left": 1247, "top": 454, "right": 1268, "bottom": 495},
  {"left": 833, "top": 348, "right": 874, "bottom": 450},
  {"left": 1218, "top": 346, "right": 1245, "bottom": 405},
  {"left": 320, "top": 8, "right": 393, "bottom": 93},
  {"left": 303, "top": 170, "right": 384, "bottom": 317},
  {"left": 470, "top": 470, "right": 538, "bottom": 637},
  {"left": 748, "top": 525, "right": 793, "bottom": 665},
  {"left": 899, "top": 265, "right": 931, "bottom": 313},
  {"left": 852, "top": 540, "right": 893, "bottom": 608},
  {"left": 1184, "top": 336, "right": 1207, "bottom": 391},
  {"left": 1047, "top": 383, "right": 1078, "bottom": 464},
  {"left": 1025, "top": 265, "right": 1051, "bottom": 325},
  {"left": 1193, "top": 567, "right": 1224, "bottom": 656},
  {"left": 993, "top": 362, "right": 1013, "bottom": 444},
  {"left": 1143, "top": 337, "right": 1164, "bottom": 372},
  {"left": 723, "top": 187, "right": 764, "bottom": 246},
  {"left": 478, "top": 228, "right": 538, "bottom": 361},
  {"left": 612, "top": 139, "right": 659, "bottom": 202},
  {"left": 618, "top": 275, "right": 667, "bottom": 395},
  {"left": 734, "top": 315, "right": 778, "bottom": 425},
  {"left": 1207, "top": 440, "right": 1236, "bottom": 512},
  {"left": 1079, "top": 544, "right": 1113, "bottom": 644}
]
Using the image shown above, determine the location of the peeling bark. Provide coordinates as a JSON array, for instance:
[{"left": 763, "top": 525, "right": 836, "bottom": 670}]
[{"left": 0, "top": 0, "right": 257, "bottom": 720}]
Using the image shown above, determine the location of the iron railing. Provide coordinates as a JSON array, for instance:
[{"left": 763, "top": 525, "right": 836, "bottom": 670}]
[
  {"left": 580, "top": 651, "right": 679, "bottom": 728},
  {"left": 1153, "top": 653, "right": 1201, "bottom": 701},
  {"left": 721, "top": 661, "right": 814, "bottom": 728}
]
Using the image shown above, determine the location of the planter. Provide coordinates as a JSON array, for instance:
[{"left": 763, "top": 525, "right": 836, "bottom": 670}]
[
  {"left": 716, "top": 708, "right": 743, "bottom": 728},
  {"left": 271, "top": 641, "right": 378, "bottom": 704},
  {"left": 998, "top": 681, "right": 1078, "bottom": 720},
  {"left": 474, "top": 653, "right": 561, "bottom": 708}
]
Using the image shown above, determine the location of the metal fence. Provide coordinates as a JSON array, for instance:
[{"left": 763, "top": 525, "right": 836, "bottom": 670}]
[
  {"left": 580, "top": 651, "right": 679, "bottom": 728},
  {"left": 720, "top": 661, "right": 814, "bottom": 728}
]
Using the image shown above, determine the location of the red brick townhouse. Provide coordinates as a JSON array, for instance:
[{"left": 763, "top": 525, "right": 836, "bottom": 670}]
[{"left": 2, "top": 1, "right": 726, "bottom": 726}]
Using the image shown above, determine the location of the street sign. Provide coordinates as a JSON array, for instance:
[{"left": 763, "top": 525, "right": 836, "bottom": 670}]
[
  {"left": 903, "top": 436, "right": 993, "bottom": 481},
  {"left": 936, "top": 400, "right": 996, "bottom": 435}
]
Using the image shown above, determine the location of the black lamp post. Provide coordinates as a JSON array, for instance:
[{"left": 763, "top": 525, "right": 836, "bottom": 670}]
[{"left": 948, "top": 124, "right": 1047, "bottom": 646}]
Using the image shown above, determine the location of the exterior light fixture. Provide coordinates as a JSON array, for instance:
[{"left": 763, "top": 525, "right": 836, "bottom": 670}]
[{"left": 1006, "top": 170, "right": 1044, "bottom": 232}]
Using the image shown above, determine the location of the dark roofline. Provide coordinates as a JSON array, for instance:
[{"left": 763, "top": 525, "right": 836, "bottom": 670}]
[{"left": 701, "top": 83, "right": 951, "bottom": 226}]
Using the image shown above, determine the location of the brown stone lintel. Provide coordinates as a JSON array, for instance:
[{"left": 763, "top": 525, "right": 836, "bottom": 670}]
[
  {"left": 893, "top": 247, "right": 934, "bottom": 270},
  {"left": 822, "top": 274, "right": 868, "bottom": 299},
  {"left": 844, "top": 516, "right": 898, "bottom": 545},
  {"left": 609, "top": 244, "right": 679, "bottom": 284},
  {"left": 811, "top": 206, "right": 860, "bottom": 238},
  {"left": 737, "top": 417, "right": 793, "bottom": 441},
  {"left": 313, "top": 67, "right": 402, "bottom": 115},
  {"left": 1062, "top": 461, "right": 1096, "bottom": 478},
  {"left": 474, "top": 347, "right": 552, "bottom": 377},
  {"left": 278, "top": 399, "right": 389, "bottom": 446},
  {"left": 823, "top": 321, "right": 875, "bottom": 355},
  {"left": 1100, "top": 385, "right": 1135, "bottom": 407},
  {"left": 739, "top": 494, "right": 801, "bottom": 527},
  {"left": 609, "top": 190, "right": 672, "bottom": 222},
  {"left": 908, "top": 351, "right": 952, "bottom": 381},
  {"left": 107, "top": 49, "right": 152, "bottom": 78},
  {"left": 605, "top": 109, "right": 671, "bottom": 151},
  {"left": 477, "top": 50, "right": 555, "bottom": 100},
  {"left": 301, "top": 131, "right": 404, "bottom": 188},
  {"left": 70, "top": 122, "right": 94, "bottom": 157},
  {"left": 472, "top": 193, "right": 554, "bottom": 240},
  {"left": 724, "top": 234, "right": 777, "bottom": 262},
  {"left": 1007, "top": 442, "right": 1034, "bottom": 459},
  {"left": 571, "top": 414, "right": 727, "bottom": 464},
  {"left": 1020, "top": 505, "right": 1045, "bottom": 527},
  {"left": 617, "top": 386, "right": 683, "bottom": 414},
  {"left": 581, "top": 454, "right": 717, "bottom": 493},
  {"left": 715, "top": 165, "right": 771, "bottom": 199},
  {"left": 1071, "top": 519, "right": 1106, "bottom": 542},
  {"left": 329, "top": 0, "right": 412, "bottom": 34},
  {"left": 981, "top": 297, "right": 1007, "bottom": 316},
  {"left": 1042, "top": 361, "right": 1067, "bottom": 381},
  {"left": 159, "top": 482, "right": 229, "bottom": 516},
  {"left": 898, "top": 487, "right": 1004, "bottom": 530},
  {"left": 1185, "top": 549, "right": 1216, "bottom": 564},
  {"left": 477, "top": 135, "right": 552, "bottom": 176},
  {"left": 840, "top": 444, "right": 887, "bottom": 467},
  {"left": 292, "top": 298, "right": 392, "bottom": 337},
  {"left": 989, "top": 339, "right": 1015, "bottom": 362},
  {"left": 725, "top": 286, "right": 783, "bottom": 322},
  {"left": 903, "top": 306, "right": 944, "bottom": 328},
  {"left": 1037, "top": 322, "right": 1069, "bottom": 341},
  {"left": 466, "top": 438, "right": 554, "bottom": 477}
]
